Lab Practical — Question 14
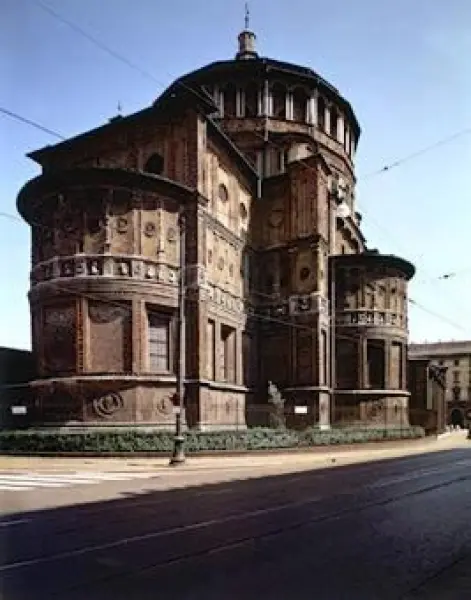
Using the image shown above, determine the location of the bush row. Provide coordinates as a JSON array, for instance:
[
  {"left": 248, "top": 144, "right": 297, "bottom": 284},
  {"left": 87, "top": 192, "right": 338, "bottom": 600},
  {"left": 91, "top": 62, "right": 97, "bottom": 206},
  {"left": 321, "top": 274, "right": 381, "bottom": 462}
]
[{"left": 0, "top": 426, "right": 425, "bottom": 454}]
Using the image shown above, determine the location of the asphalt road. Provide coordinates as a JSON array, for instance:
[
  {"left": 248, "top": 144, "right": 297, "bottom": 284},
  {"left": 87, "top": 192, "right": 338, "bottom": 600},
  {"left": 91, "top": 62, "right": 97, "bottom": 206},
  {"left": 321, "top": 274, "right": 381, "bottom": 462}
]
[{"left": 1, "top": 448, "right": 470, "bottom": 600}]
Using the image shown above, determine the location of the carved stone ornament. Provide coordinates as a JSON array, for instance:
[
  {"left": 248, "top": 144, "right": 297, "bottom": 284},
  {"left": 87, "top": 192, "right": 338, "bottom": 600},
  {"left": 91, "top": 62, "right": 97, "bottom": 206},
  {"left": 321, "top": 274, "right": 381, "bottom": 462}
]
[
  {"left": 116, "top": 217, "right": 128, "bottom": 234},
  {"left": 156, "top": 395, "right": 174, "bottom": 416},
  {"left": 88, "top": 304, "right": 127, "bottom": 323},
  {"left": 217, "top": 257, "right": 225, "bottom": 271},
  {"left": 89, "top": 260, "right": 101, "bottom": 275},
  {"left": 44, "top": 307, "right": 75, "bottom": 327},
  {"left": 207, "top": 249, "right": 213, "bottom": 264},
  {"left": 145, "top": 264, "right": 155, "bottom": 279},
  {"left": 367, "top": 400, "right": 384, "bottom": 418},
  {"left": 269, "top": 201, "right": 284, "bottom": 228},
  {"left": 118, "top": 262, "right": 129, "bottom": 276},
  {"left": 93, "top": 392, "right": 124, "bottom": 419},
  {"left": 167, "top": 227, "right": 177, "bottom": 242},
  {"left": 144, "top": 222, "right": 157, "bottom": 237}
]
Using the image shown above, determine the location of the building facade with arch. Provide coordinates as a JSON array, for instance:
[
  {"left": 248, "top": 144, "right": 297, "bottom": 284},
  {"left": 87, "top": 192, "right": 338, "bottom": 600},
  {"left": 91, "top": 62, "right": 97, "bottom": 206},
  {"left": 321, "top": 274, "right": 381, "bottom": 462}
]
[
  {"left": 15, "top": 26, "right": 415, "bottom": 429},
  {"left": 409, "top": 340, "right": 471, "bottom": 429}
]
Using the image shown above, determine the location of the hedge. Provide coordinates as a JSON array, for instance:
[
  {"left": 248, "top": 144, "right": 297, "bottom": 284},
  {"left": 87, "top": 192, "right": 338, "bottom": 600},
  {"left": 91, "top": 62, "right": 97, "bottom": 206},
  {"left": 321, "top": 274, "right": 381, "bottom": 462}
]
[{"left": 0, "top": 426, "right": 425, "bottom": 455}]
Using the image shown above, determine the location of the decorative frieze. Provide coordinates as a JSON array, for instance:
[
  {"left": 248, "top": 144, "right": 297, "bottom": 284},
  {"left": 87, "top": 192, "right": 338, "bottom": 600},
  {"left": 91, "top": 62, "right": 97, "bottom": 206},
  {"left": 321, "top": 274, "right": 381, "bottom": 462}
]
[
  {"left": 336, "top": 309, "right": 405, "bottom": 329},
  {"left": 31, "top": 254, "right": 180, "bottom": 287}
]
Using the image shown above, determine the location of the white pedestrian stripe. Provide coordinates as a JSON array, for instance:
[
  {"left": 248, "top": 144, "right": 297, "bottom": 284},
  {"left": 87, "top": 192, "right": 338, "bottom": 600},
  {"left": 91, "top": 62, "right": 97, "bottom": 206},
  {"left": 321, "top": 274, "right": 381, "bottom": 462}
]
[{"left": 0, "top": 471, "right": 158, "bottom": 493}]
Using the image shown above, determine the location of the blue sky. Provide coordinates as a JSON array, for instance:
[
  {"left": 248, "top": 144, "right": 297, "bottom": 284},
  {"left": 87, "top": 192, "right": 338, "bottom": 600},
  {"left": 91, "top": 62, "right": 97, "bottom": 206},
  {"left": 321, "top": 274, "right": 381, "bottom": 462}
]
[{"left": 1, "top": 0, "right": 470, "bottom": 350}]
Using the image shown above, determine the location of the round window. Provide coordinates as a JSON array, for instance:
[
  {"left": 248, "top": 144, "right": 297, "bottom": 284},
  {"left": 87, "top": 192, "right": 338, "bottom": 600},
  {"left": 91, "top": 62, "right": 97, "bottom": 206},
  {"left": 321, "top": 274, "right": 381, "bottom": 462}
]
[{"left": 218, "top": 184, "right": 229, "bottom": 203}]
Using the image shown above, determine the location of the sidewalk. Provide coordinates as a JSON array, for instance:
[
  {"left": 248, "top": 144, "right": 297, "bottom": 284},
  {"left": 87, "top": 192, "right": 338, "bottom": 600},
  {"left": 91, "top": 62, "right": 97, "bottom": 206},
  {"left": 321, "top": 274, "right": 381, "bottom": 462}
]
[{"left": 0, "top": 430, "right": 468, "bottom": 473}]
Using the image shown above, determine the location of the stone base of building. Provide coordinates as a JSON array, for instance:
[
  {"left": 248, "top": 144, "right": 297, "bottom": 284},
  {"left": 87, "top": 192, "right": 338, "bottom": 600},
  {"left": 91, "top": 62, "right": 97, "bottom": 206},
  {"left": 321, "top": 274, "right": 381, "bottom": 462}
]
[
  {"left": 334, "top": 389, "right": 410, "bottom": 429},
  {"left": 185, "top": 380, "right": 247, "bottom": 430},
  {"left": 21, "top": 376, "right": 249, "bottom": 431}
]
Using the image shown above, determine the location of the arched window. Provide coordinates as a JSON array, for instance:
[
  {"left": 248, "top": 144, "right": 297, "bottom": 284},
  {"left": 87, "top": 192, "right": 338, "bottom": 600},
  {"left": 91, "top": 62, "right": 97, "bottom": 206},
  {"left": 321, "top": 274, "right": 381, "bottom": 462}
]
[
  {"left": 144, "top": 153, "right": 164, "bottom": 175},
  {"left": 272, "top": 83, "right": 286, "bottom": 119},
  {"left": 292, "top": 87, "right": 308, "bottom": 122},
  {"left": 224, "top": 83, "right": 237, "bottom": 118},
  {"left": 330, "top": 105, "right": 339, "bottom": 140},
  {"left": 244, "top": 82, "right": 259, "bottom": 117},
  {"left": 317, "top": 96, "right": 326, "bottom": 131}
]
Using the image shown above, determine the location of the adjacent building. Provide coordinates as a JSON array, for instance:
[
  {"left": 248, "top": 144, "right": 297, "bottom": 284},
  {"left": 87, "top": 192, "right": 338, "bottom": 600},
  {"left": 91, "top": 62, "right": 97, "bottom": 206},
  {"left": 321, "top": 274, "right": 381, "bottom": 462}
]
[
  {"left": 407, "top": 359, "right": 447, "bottom": 434},
  {"left": 409, "top": 341, "right": 471, "bottom": 428},
  {"left": 15, "top": 25, "right": 415, "bottom": 430}
]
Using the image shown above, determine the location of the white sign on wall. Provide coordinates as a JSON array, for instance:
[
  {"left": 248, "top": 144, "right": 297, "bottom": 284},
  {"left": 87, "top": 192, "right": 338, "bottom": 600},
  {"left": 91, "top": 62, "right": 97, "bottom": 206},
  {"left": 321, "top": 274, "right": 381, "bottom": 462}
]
[
  {"left": 294, "top": 406, "right": 308, "bottom": 415},
  {"left": 11, "top": 406, "right": 27, "bottom": 415}
]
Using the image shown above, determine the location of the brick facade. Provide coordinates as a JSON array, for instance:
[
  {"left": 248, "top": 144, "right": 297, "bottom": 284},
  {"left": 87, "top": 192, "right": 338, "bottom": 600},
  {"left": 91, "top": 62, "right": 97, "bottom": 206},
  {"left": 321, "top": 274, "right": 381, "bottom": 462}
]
[{"left": 16, "top": 33, "right": 415, "bottom": 430}]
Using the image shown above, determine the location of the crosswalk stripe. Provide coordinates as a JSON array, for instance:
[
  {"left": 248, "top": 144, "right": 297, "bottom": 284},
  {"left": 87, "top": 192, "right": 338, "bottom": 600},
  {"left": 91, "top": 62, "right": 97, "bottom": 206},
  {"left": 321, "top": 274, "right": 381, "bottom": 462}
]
[
  {"left": 0, "top": 476, "right": 100, "bottom": 484},
  {"left": 0, "top": 471, "right": 158, "bottom": 492},
  {"left": 0, "top": 479, "right": 68, "bottom": 488}
]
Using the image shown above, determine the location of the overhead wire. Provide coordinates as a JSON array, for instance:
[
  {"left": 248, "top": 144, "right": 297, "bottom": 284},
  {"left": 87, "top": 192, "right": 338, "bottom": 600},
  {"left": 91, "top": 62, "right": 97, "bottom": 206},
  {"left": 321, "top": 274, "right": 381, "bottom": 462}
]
[
  {"left": 3, "top": 0, "right": 468, "bottom": 335},
  {"left": 0, "top": 206, "right": 467, "bottom": 335},
  {"left": 0, "top": 106, "right": 66, "bottom": 140}
]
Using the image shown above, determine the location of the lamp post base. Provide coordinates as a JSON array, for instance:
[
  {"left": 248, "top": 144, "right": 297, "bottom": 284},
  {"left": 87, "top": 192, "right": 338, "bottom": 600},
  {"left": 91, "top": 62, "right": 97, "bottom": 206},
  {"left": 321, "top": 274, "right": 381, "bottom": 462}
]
[{"left": 169, "top": 435, "right": 186, "bottom": 466}]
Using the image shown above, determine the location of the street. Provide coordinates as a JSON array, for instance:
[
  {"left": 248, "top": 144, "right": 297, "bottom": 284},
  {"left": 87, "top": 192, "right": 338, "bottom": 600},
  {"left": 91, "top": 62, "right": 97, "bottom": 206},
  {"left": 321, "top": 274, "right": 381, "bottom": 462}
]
[{"left": 0, "top": 447, "right": 470, "bottom": 599}]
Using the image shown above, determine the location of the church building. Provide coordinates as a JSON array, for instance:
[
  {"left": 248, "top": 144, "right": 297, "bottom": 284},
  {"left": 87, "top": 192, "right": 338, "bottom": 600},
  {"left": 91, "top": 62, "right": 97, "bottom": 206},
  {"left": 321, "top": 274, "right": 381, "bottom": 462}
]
[{"left": 16, "top": 23, "right": 415, "bottom": 430}]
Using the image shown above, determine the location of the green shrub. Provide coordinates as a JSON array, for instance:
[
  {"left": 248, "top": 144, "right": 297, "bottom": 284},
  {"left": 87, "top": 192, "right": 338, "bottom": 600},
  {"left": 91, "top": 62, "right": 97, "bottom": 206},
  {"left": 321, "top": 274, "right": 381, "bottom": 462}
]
[{"left": 0, "top": 425, "right": 425, "bottom": 455}]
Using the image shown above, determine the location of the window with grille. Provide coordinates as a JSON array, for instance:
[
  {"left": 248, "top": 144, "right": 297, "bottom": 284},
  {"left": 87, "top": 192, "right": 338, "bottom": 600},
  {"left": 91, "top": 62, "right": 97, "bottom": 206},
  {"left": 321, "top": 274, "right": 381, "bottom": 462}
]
[{"left": 148, "top": 313, "right": 170, "bottom": 373}]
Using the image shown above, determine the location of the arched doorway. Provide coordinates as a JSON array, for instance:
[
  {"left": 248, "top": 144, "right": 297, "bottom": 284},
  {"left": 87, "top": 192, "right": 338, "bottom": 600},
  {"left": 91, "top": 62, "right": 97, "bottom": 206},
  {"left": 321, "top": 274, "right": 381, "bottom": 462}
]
[{"left": 450, "top": 408, "right": 464, "bottom": 428}]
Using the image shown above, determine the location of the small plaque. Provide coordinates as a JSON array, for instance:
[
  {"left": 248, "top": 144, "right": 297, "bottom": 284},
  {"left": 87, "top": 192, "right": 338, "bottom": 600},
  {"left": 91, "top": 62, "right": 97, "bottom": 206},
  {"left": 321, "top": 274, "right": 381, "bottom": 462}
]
[
  {"left": 294, "top": 405, "right": 308, "bottom": 415},
  {"left": 11, "top": 406, "right": 27, "bottom": 415}
]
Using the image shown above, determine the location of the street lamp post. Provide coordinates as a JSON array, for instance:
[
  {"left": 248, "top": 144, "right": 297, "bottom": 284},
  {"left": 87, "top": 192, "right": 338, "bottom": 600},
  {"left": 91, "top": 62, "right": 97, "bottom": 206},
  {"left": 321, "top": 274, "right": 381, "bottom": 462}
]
[{"left": 170, "top": 209, "right": 186, "bottom": 466}]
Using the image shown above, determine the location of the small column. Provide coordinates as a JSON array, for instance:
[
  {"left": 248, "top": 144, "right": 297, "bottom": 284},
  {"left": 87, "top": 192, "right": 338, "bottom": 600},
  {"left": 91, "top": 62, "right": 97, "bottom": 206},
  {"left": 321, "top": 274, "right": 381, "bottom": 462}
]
[
  {"left": 338, "top": 115, "right": 345, "bottom": 145},
  {"left": 257, "top": 87, "right": 263, "bottom": 116},
  {"left": 344, "top": 127, "right": 350, "bottom": 155},
  {"left": 402, "top": 342, "right": 407, "bottom": 390},
  {"left": 132, "top": 298, "right": 143, "bottom": 374},
  {"left": 214, "top": 320, "right": 222, "bottom": 380},
  {"left": 307, "top": 91, "right": 318, "bottom": 125},
  {"left": 384, "top": 340, "right": 391, "bottom": 389},
  {"left": 350, "top": 134, "right": 356, "bottom": 159},
  {"left": 286, "top": 91, "right": 293, "bottom": 120},
  {"left": 324, "top": 104, "right": 331, "bottom": 136},
  {"left": 82, "top": 299, "right": 91, "bottom": 372},
  {"left": 262, "top": 79, "right": 270, "bottom": 116},
  {"left": 236, "top": 329, "right": 244, "bottom": 386},
  {"left": 219, "top": 89, "right": 225, "bottom": 118},
  {"left": 236, "top": 88, "right": 244, "bottom": 117},
  {"left": 361, "top": 337, "right": 368, "bottom": 388}
]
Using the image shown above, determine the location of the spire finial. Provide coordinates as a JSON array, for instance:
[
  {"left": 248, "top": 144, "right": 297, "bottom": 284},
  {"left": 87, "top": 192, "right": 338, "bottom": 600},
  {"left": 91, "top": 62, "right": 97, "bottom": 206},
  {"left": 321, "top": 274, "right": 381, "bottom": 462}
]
[{"left": 236, "top": 2, "right": 258, "bottom": 60}]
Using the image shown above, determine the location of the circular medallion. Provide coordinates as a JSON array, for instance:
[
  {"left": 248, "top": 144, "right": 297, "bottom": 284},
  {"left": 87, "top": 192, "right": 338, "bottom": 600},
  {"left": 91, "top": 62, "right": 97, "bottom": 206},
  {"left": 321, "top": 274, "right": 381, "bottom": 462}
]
[
  {"left": 156, "top": 396, "right": 174, "bottom": 416},
  {"left": 167, "top": 227, "right": 177, "bottom": 242},
  {"left": 144, "top": 222, "right": 156, "bottom": 237},
  {"left": 92, "top": 392, "right": 124, "bottom": 419},
  {"left": 218, "top": 257, "right": 225, "bottom": 271}
]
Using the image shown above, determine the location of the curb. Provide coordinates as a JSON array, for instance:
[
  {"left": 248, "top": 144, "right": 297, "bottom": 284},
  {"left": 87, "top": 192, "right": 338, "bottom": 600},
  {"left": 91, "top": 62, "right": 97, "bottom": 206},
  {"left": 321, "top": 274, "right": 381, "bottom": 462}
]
[{"left": 0, "top": 435, "right": 446, "bottom": 460}]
